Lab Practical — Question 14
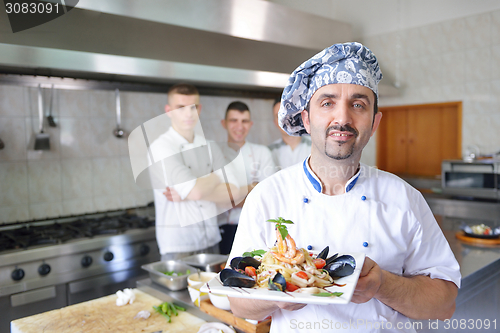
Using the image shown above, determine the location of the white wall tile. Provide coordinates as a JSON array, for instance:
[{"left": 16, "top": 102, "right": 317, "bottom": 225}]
[
  {"left": 0, "top": 86, "right": 25, "bottom": 117},
  {"left": 57, "top": 89, "right": 89, "bottom": 118},
  {"left": 89, "top": 117, "right": 122, "bottom": 157},
  {"left": 27, "top": 160, "right": 62, "bottom": 204},
  {"left": 464, "top": 47, "right": 492, "bottom": 83},
  {"left": 0, "top": 162, "right": 28, "bottom": 206},
  {"left": 464, "top": 13, "right": 491, "bottom": 49},
  {"left": 90, "top": 90, "right": 115, "bottom": 118},
  {"left": 61, "top": 159, "right": 92, "bottom": 199},
  {"left": 441, "top": 18, "right": 466, "bottom": 52},
  {"left": 491, "top": 10, "right": 500, "bottom": 45},
  {"left": 0, "top": 117, "right": 27, "bottom": 161},
  {"left": 29, "top": 202, "right": 63, "bottom": 220},
  {"left": 59, "top": 118, "right": 93, "bottom": 158},
  {"left": 0, "top": 205, "right": 29, "bottom": 223},
  {"left": 62, "top": 198, "right": 94, "bottom": 216},
  {"left": 441, "top": 52, "right": 465, "bottom": 85},
  {"left": 419, "top": 23, "right": 444, "bottom": 56},
  {"left": 93, "top": 195, "right": 122, "bottom": 212},
  {"left": 92, "top": 158, "right": 121, "bottom": 197}
]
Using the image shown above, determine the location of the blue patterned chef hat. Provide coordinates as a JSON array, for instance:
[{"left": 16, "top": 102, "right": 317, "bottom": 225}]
[{"left": 278, "top": 42, "right": 383, "bottom": 136}]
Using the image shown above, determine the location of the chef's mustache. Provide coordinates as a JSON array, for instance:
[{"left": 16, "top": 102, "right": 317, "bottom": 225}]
[{"left": 326, "top": 125, "right": 358, "bottom": 137}]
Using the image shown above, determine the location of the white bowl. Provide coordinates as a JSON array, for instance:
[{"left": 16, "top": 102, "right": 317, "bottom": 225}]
[
  {"left": 209, "top": 292, "right": 231, "bottom": 311},
  {"left": 187, "top": 272, "right": 218, "bottom": 288}
]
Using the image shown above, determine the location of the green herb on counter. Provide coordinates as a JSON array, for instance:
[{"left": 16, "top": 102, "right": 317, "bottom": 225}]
[{"left": 153, "top": 301, "right": 186, "bottom": 322}]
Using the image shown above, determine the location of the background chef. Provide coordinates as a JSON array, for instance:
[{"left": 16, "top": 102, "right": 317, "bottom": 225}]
[
  {"left": 218, "top": 101, "right": 275, "bottom": 254},
  {"left": 149, "top": 83, "right": 239, "bottom": 260},
  {"left": 268, "top": 97, "right": 311, "bottom": 170},
  {"left": 227, "top": 43, "right": 460, "bottom": 333}
]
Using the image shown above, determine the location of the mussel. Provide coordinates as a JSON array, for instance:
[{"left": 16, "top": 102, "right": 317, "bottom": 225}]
[
  {"left": 220, "top": 268, "right": 256, "bottom": 288},
  {"left": 324, "top": 255, "right": 356, "bottom": 278},
  {"left": 317, "top": 246, "right": 339, "bottom": 266},
  {"left": 317, "top": 246, "right": 329, "bottom": 260},
  {"left": 268, "top": 272, "right": 286, "bottom": 292},
  {"left": 230, "top": 256, "right": 261, "bottom": 270}
]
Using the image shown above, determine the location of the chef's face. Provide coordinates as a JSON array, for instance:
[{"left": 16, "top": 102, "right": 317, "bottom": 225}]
[
  {"left": 165, "top": 93, "right": 201, "bottom": 132},
  {"left": 301, "top": 84, "right": 382, "bottom": 162},
  {"left": 222, "top": 109, "right": 253, "bottom": 144}
]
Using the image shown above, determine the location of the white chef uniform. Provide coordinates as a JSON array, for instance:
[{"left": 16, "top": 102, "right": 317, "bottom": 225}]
[
  {"left": 150, "top": 127, "right": 238, "bottom": 255},
  {"left": 268, "top": 136, "right": 311, "bottom": 170},
  {"left": 229, "top": 157, "right": 461, "bottom": 333},
  {"left": 219, "top": 141, "right": 276, "bottom": 225}
]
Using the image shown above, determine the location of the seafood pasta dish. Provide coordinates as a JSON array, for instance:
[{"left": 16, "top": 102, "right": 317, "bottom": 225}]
[{"left": 220, "top": 218, "right": 356, "bottom": 296}]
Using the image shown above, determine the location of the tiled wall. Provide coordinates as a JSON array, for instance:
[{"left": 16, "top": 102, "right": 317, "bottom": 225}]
[
  {"left": 363, "top": 9, "right": 500, "bottom": 164},
  {"left": 0, "top": 85, "right": 278, "bottom": 223}
]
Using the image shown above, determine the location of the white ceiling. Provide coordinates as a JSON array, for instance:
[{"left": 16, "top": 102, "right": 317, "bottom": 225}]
[{"left": 269, "top": 0, "right": 500, "bottom": 39}]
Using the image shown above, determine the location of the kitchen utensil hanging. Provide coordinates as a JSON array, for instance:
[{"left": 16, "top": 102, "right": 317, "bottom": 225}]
[
  {"left": 113, "top": 88, "right": 126, "bottom": 138},
  {"left": 0, "top": 137, "right": 4, "bottom": 150},
  {"left": 33, "top": 84, "right": 50, "bottom": 150},
  {"left": 47, "top": 84, "right": 56, "bottom": 127}
]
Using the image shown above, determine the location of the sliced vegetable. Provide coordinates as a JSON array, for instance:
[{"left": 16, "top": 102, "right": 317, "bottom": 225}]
[
  {"left": 153, "top": 301, "right": 186, "bottom": 323},
  {"left": 295, "top": 271, "right": 308, "bottom": 280},
  {"left": 163, "top": 269, "right": 191, "bottom": 276},
  {"left": 286, "top": 282, "right": 299, "bottom": 292},
  {"left": 313, "top": 258, "right": 326, "bottom": 269},
  {"left": 245, "top": 266, "right": 257, "bottom": 277}
]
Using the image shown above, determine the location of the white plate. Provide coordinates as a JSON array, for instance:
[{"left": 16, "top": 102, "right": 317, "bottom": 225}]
[{"left": 200, "top": 252, "right": 365, "bottom": 305}]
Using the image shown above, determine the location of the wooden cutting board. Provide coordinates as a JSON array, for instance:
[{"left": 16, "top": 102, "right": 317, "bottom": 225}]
[{"left": 11, "top": 289, "right": 206, "bottom": 333}]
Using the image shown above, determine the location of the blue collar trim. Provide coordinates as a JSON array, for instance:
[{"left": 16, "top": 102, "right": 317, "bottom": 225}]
[
  {"left": 303, "top": 157, "right": 361, "bottom": 193},
  {"left": 303, "top": 158, "right": 322, "bottom": 193}
]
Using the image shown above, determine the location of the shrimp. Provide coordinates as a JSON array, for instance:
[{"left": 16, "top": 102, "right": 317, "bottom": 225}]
[{"left": 272, "top": 228, "right": 305, "bottom": 264}]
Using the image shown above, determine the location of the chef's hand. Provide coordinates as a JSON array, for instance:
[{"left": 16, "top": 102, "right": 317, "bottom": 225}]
[
  {"left": 351, "top": 256, "right": 382, "bottom": 304},
  {"left": 275, "top": 301, "right": 307, "bottom": 311},
  {"left": 163, "top": 187, "right": 182, "bottom": 202}
]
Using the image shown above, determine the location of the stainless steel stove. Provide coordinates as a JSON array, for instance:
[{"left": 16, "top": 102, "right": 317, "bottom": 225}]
[{"left": 0, "top": 209, "right": 160, "bottom": 332}]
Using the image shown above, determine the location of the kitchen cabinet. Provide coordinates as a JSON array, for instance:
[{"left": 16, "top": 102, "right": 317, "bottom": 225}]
[{"left": 376, "top": 102, "right": 462, "bottom": 177}]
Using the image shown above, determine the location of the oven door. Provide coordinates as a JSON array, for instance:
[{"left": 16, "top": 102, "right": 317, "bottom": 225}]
[
  {"left": 442, "top": 161, "right": 499, "bottom": 199},
  {"left": 67, "top": 268, "right": 148, "bottom": 305},
  {"left": 1, "top": 284, "right": 67, "bottom": 333}
]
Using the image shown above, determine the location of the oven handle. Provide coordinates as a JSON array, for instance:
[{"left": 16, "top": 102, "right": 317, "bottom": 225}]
[{"left": 10, "top": 286, "right": 56, "bottom": 307}]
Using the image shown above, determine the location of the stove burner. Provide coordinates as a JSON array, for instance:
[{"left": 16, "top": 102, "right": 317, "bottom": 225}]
[{"left": 0, "top": 214, "right": 154, "bottom": 252}]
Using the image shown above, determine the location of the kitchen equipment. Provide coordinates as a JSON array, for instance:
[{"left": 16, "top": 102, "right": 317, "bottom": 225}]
[
  {"left": 113, "top": 88, "right": 126, "bottom": 138},
  {"left": 46, "top": 85, "right": 56, "bottom": 127},
  {"left": 0, "top": 209, "right": 160, "bottom": 333},
  {"left": 180, "top": 254, "right": 228, "bottom": 273},
  {"left": 441, "top": 159, "right": 500, "bottom": 200},
  {"left": 33, "top": 84, "right": 50, "bottom": 150},
  {"left": 141, "top": 261, "right": 196, "bottom": 291},
  {"left": 10, "top": 289, "right": 206, "bottom": 333}
]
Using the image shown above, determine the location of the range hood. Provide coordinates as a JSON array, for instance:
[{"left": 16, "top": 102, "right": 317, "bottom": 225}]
[{"left": 0, "top": 0, "right": 396, "bottom": 96}]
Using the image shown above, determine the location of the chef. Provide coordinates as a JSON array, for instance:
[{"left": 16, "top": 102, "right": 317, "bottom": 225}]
[
  {"left": 228, "top": 43, "right": 460, "bottom": 332},
  {"left": 149, "top": 83, "right": 239, "bottom": 261},
  {"left": 218, "top": 101, "right": 276, "bottom": 253},
  {"left": 268, "top": 98, "right": 312, "bottom": 170}
]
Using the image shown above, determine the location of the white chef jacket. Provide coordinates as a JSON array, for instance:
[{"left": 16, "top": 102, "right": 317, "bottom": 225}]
[
  {"left": 268, "top": 136, "right": 311, "bottom": 170},
  {"left": 229, "top": 157, "right": 461, "bottom": 333},
  {"left": 150, "top": 127, "right": 239, "bottom": 254},
  {"left": 219, "top": 141, "right": 276, "bottom": 225}
]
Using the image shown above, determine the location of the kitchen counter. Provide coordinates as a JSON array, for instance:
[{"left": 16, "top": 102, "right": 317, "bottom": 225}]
[
  {"left": 10, "top": 287, "right": 216, "bottom": 333},
  {"left": 413, "top": 194, "right": 500, "bottom": 332}
]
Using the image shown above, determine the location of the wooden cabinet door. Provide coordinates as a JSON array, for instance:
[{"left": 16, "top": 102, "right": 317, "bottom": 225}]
[{"left": 376, "top": 102, "right": 461, "bottom": 177}]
